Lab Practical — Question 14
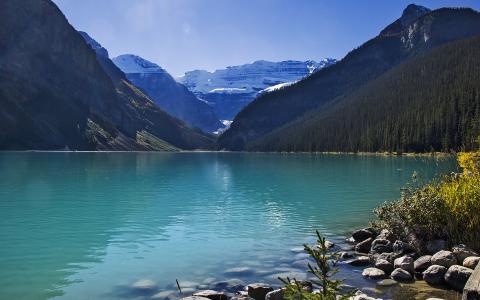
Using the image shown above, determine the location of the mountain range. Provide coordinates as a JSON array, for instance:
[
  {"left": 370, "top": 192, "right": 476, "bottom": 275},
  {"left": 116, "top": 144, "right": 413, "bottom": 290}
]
[
  {"left": 1, "top": 1, "right": 479, "bottom": 153},
  {"left": 218, "top": 4, "right": 480, "bottom": 152},
  {"left": 177, "top": 59, "right": 336, "bottom": 121}
]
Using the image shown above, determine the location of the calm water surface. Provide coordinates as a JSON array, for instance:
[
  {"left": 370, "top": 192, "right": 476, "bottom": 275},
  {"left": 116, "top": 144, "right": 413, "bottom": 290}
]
[{"left": 0, "top": 153, "right": 457, "bottom": 300}]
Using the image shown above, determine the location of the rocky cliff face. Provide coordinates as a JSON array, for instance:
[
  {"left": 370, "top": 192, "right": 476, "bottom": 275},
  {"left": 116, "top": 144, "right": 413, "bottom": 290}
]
[
  {"left": 178, "top": 59, "right": 336, "bottom": 121},
  {"left": 0, "top": 0, "right": 213, "bottom": 150},
  {"left": 113, "top": 54, "right": 223, "bottom": 133}
]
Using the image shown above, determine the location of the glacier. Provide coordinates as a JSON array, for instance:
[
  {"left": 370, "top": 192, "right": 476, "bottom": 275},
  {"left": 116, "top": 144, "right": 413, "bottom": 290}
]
[{"left": 177, "top": 59, "right": 336, "bottom": 121}]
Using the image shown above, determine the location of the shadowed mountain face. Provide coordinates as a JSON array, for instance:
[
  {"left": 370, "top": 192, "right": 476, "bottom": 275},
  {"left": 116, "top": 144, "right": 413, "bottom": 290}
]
[
  {"left": 112, "top": 54, "right": 224, "bottom": 134},
  {"left": 0, "top": 0, "right": 213, "bottom": 151},
  {"left": 218, "top": 5, "right": 480, "bottom": 151}
]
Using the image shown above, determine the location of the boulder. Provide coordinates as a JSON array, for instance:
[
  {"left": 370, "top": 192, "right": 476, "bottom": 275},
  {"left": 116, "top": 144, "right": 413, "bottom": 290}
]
[
  {"left": 352, "top": 228, "right": 376, "bottom": 243},
  {"left": 370, "top": 239, "right": 392, "bottom": 254},
  {"left": 444, "top": 265, "right": 473, "bottom": 291},
  {"left": 247, "top": 283, "right": 274, "bottom": 300},
  {"left": 463, "top": 256, "right": 480, "bottom": 269},
  {"left": 431, "top": 250, "right": 457, "bottom": 268},
  {"left": 375, "top": 252, "right": 399, "bottom": 263},
  {"left": 423, "top": 265, "right": 447, "bottom": 285},
  {"left": 376, "top": 229, "right": 396, "bottom": 242},
  {"left": 265, "top": 289, "right": 284, "bottom": 300},
  {"left": 390, "top": 268, "right": 413, "bottom": 282},
  {"left": 362, "top": 267, "right": 386, "bottom": 279},
  {"left": 355, "top": 238, "right": 373, "bottom": 253},
  {"left": 193, "top": 290, "right": 227, "bottom": 300},
  {"left": 426, "top": 239, "right": 447, "bottom": 254},
  {"left": 393, "top": 256, "right": 414, "bottom": 274},
  {"left": 374, "top": 259, "right": 394, "bottom": 274},
  {"left": 452, "top": 244, "right": 479, "bottom": 264},
  {"left": 347, "top": 256, "right": 371, "bottom": 266},
  {"left": 392, "top": 240, "right": 415, "bottom": 255},
  {"left": 414, "top": 255, "right": 432, "bottom": 272}
]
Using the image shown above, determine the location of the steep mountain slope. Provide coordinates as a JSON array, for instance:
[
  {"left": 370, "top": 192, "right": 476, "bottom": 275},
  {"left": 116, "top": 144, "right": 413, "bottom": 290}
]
[
  {"left": 112, "top": 54, "right": 223, "bottom": 133},
  {"left": 218, "top": 5, "right": 480, "bottom": 150},
  {"left": 248, "top": 36, "right": 480, "bottom": 152},
  {"left": 0, "top": 0, "right": 213, "bottom": 150},
  {"left": 178, "top": 59, "right": 336, "bottom": 121}
]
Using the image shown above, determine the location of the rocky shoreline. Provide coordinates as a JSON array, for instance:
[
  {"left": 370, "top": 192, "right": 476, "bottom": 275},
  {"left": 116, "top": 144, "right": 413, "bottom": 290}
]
[{"left": 163, "top": 227, "right": 479, "bottom": 300}]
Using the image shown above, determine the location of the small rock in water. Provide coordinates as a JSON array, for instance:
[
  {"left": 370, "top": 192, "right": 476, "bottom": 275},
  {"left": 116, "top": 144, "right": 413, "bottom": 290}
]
[
  {"left": 352, "top": 228, "right": 376, "bottom": 243},
  {"left": 339, "top": 251, "right": 354, "bottom": 260},
  {"left": 355, "top": 238, "right": 374, "bottom": 253},
  {"left": 376, "top": 279, "right": 398, "bottom": 287},
  {"left": 444, "top": 265, "right": 473, "bottom": 291},
  {"left": 414, "top": 255, "right": 432, "bottom": 272},
  {"left": 393, "top": 255, "right": 414, "bottom": 274},
  {"left": 193, "top": 290, "right": 227, "bottom": 300},
  {"left": 375, "top": 259, "right": 394, "bottom": 274},
  {"left": 463, "top": 256, "right": 480, "bottom": 269},
  {"left": 351, "top": 290, "right": 382, "bottom": 300},
  {"left": 247, "top": 283, "right": 274, "bottom": 300},
  {"left": 347, "top": 256, "right": 371, "bottom": 266},
  {"left": 224, "top": 267, "right": 254, "bottom": 275},
  {"left": 132, "top": 279, "right": 157, "bottom": 291},
  {"left": 213, "top": 279, "right": 245, "bottom": 293},
  {"left": 265, "top": 289, "right": 284, "bottom": 300},
  {"left": 346, "top": 237, "right": 356, "bottom": 244},
  {"left": 431, "top": 250, "right": 457, "bottom": 268},
  {"left": 362, "top": 267, "right": 386, "bottom": 279},
  {"left": 423, "top": 265, "right": 447, "bottom": 285},
  {"left": 151, "top": 290, "right": 177, "bottom": 300},
  {"left": 324, "top": 240, "right": 335, "bottom": 248},
  {"left": 452, "top": 244, "right": 479, "bottom": 264},
  {"left": 290, "top": 247, "right": 305, "bottom": 253},
  {"left": 390, "top": 268, "right": 413, "bottom": 282}
]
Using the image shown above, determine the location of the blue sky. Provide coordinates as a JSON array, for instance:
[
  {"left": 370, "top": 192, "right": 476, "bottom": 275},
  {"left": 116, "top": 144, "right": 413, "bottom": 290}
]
[{"left": 53, "top": 0, "right": 480, "bottom": 76}]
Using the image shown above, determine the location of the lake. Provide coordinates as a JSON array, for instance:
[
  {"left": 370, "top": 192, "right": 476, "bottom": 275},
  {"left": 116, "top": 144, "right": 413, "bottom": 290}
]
[{"left": 0, "top": 152, "right": 457, "bottom": 300}]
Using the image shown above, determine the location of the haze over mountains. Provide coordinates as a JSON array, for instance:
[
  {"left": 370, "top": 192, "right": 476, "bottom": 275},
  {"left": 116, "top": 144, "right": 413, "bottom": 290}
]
[{"left": 0, "top": 1, "right": 479, "bottom": 152}]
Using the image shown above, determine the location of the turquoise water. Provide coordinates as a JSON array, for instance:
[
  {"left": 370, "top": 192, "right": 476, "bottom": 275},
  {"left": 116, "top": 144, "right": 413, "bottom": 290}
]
[{"left": 0, "top": 153, "right": 456, "bottom": 300}]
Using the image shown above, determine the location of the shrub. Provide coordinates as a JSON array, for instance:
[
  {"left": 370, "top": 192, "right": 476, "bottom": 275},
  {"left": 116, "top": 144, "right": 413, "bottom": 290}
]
[{"left": 372, "top": 152, "right": 480, "bottom": 251}]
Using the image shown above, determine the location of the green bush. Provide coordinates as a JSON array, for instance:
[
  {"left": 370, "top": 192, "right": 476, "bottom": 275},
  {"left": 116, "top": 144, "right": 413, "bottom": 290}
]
[{"left": 372, "top": 152, "right": 480, "bottom": 251}]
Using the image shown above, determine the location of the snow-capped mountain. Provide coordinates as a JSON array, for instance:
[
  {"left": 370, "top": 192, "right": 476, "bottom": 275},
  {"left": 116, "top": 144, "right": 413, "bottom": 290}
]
[
  {"left": 113, "top": 54, "right": 223, "bottom": 133},
  {"left": 177, "top": 59, "right": 336, "bottom": 120}
]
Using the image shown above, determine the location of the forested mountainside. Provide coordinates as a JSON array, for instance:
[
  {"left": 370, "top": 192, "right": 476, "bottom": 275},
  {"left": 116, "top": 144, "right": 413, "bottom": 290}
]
[
  {"left": 247, "top": 36, "right": 480, "bottom": 152},
  {"left": 0, "top": 0, "right": 213, "bottom": 151},
  {"left": 218, "top": 5, "right": 480, "bottom": 151},
  {"left": 113, "top": 54, "right": 223, "bottom": 133}
]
